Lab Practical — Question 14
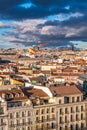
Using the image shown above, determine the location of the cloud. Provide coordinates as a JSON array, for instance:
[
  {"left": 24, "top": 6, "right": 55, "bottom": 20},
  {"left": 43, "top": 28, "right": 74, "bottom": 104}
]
[
  {"left": 2, "top": 14, "right": 87, "bottom": 48},
  {"left": 0, "top": 0, "right": 87, "bottom": 49},
  {"left": 0, "top": 22, "right": 9, "bottom": 28},
  {"left": 0, "top": 0, "right": 84, "bottom": 20}
]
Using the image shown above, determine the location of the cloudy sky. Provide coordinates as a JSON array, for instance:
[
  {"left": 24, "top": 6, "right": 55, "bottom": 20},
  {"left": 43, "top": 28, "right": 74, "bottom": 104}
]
[{"left": 0, "top": 0, "right": 87, "bottom": 49}]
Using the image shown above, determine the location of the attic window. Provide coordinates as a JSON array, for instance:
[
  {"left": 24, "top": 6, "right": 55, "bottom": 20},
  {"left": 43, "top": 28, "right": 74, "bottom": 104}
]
[
  {"left": 15, "top": 93, "right": 19, "bottom": 97},
  {"left": 5, "top": 94, "right": 9, "bottom": 99},
  {"left": 9, "top": 94, "right": 13, "bottom": 98}
]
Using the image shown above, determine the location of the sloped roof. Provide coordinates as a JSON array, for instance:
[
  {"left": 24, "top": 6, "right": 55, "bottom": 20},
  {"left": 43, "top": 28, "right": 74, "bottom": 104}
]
[{"left": 49, "top": 86, "right": 82, "bottom": 96}]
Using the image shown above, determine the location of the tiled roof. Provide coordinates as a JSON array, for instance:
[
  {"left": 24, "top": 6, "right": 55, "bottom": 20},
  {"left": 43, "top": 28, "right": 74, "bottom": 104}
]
[
  {"left": 50, "top": 86, "right": 82, "bottom": 96},
  {"left": 0, "top": 88, "right": 49, "bottom": 101}
]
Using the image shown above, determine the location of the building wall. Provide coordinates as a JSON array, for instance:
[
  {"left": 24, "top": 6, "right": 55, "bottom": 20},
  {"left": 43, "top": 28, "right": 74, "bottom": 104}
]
[{"left": 0, "top": 94, "right": 87, "bottom": 130}]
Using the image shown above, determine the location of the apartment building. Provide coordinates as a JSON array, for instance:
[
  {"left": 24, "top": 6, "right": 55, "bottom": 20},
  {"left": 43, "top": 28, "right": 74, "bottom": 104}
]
[{"left": 0, "top": 86, "right": 86, "bottom": 130}]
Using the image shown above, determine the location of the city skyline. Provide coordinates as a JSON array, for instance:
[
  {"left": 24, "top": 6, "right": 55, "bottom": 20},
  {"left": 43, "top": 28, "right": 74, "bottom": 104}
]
[{"left": 0, "top": 0, "right": 87, "bottom": 49}]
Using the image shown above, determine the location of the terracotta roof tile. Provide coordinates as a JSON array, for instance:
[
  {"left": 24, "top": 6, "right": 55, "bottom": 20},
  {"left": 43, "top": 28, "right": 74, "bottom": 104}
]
[
  {"left": 0, "top": 88, "right": 49, "bottom": 101},
  {"left": 49, "top": 86, "right": 82, "bottom": 96}
]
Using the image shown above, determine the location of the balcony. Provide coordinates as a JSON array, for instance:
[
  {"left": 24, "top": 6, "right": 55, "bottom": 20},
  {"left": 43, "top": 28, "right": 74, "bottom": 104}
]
[
  {"left": 81, "top": 109, "right": 85, "bottom": 112},
  {"left": 60, "top": 112, "right": 64, "bottom": 115},
  {"left": 65, "top": 120, "right": 70, "bottom": 124},
  {"left": 60, "top": 122, "right": 64, "bottom": 124},
  {"left": 76, "top": 110, "right": 80, "bottom": 112},
  {"left": 36, "top": 118, "right": 56, "bottom": 123},
  {"left": 71, "top": 110, "right": 75, "bottom": 113},
  {"left": 0, "top": 123, "right": 6, "bottom": 126},
  {"left": 77, "top": 119, "right": 81, "bottom": 121},
  {"left": 36, "top": 120, "right": 42, "bottom": 123},
  {"left": 65, "top": 111, "right": 69, "bottom": 114},
  {"left": 82, "top": 118, "right": 85, "bottom": 120},
  {"left": 9, "top": 122, "right": 32, "bottom": 127},
  {"left": 72, "top": 119, "right": 75, "bottom": 122}
]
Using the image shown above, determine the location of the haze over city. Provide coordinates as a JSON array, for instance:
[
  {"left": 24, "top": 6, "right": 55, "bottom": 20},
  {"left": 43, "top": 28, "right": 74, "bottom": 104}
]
[{"left": 0, "top": 0, "right": 87, "bottom": 49}]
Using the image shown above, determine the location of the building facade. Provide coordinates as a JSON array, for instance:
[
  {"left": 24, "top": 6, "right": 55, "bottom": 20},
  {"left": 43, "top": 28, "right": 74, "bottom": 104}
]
[{"left": 0, "top": 86, "right": 86, "bottom": 130}]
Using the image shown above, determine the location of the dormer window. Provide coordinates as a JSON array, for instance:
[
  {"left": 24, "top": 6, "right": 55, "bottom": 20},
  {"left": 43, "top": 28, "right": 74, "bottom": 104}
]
[
  {"left": 9, "top": 94, "right": 13, "bottom": 98},
  {"left": 5, "top": 94, "right": 9, "bottom": 99},
  {"left": 15, "top": 93, "right": 19, "bottom": 97}
]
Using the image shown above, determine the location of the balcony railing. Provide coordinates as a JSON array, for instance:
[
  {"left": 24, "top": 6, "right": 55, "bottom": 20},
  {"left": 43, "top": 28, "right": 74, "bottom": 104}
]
[
  {"left": 0, "top": 123, "right": 6, "bottom": 126},
  {"left": 36, "top": 118, "right": 56, "bottom": 123},
  {"left": 60, "top": 112, "right": 64, "bottom": 115},
  {"left": 9, "top": 122, "right": 32, "bottom": 127},
  {"left": 76, "top": 109, "right": 80, "bottom": 112},
  {"left": 60, "top": 122, "right": 64, "bottom": 124},
  {"left": 72, "top": 119, "right": 75, "bottom": 122},
  {"left": 71, "top": 110, "right": 75, "bottom": 113}
]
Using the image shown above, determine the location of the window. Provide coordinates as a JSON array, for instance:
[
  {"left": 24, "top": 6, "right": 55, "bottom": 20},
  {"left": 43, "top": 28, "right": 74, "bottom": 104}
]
[
  {"left": 72, "top": 97, "right": 74, "bottom": 102},
  {"left": 47, "top": 115, "right": 50, "bottom": 120},
  {"left": 0, "top": 108, "right": 3, "bottom": 115},
  {"left": 16, "top": 120, "right": 20, "bottom": 125},
  {"left": 51, "top": 122, "right": 55, "bottom": 129},
  {"left": 22, "top": 112, "right": 25, "bottom": 117},
  {"left": 52, "top": 108, "right": 55, "bottom": 113},
  {"left": 1, "top": 119, "right": 3, "bottom": 124},
  {"left": 70, "top": 125, "right": 73, "bottom": 130},
  {"left": 76, "top": 124, "right": 79, "bottom": 130},
  {"left": 58, "top": 99, "right": 61, "bottom": 104},
  {"left": 64, "top": 97, "right": 69, "bottom": 103},
  {"left": 71, "top": 115, "right": 73, "bottom": 121},
  {"left": 60, "top": 117, "right": 63, "bottom": 124},
  {"left": 81, "top": 106, "right": 84, "bottom": 111},
  {"left": 52, "top": 114, "right": 55, "bottom": 119},
  {"left": 9, "top": 113, "right": 13, "bottom": 119},
  {"left": 10, "top": 121, "right": 13, "bottom": 126},
  {"left": 36, "top": 125, "right": 39, "bottom": 130},
  {"left": 27, "top": 127, "right": 30, "bottom": 130},
  {"left": 47, "top": 123, "right": 50, "bottom": 129},
  {"left": 60, "top": 127, "right": 62, "bottom": 130},
  {"left": 36, "top": 117, "right": 40, "bottom": 122},
  {"left": 81, "top": 113, "right": 84, "bottom": 120},
  {"left": 28, "top": 118, "right": 32, "bottom": 124},
  {"left": 41, "top": 109, "right": 45, "bottom": 114},
  {"left": 28, "top": 111, "right": 31, "bottom": 116},
  {"left": 36, "top": 110, "right": 39, "bottom": 115},
  {"left": 16, "top": 112, "right": 19, "bottom": 118},
  {"left": 77, "top": 96, "right": 80, "bottom": 102},
  {"left": 22, "top": 119, "right": 25, "bottom": 125},
  {"left": 60, "top": 109, "right": 63, "bottom": 114},
  {"left": 76, "top": 114, "right": 79, "bottom": 121},
  {"left": 41, "top": 124, "right": 44, "bottom": 130},
  {"left": 81, "top": 123, "right": 84, "bottom": 129},
  {"left": 65, "top": 116, "right": 67, "bottom": 123},
  {"left": 42, "top": 116, "right": 45, "bottom": 122},
  {"left": 71, "top": 107, "right": 75, "bottom": 113},
  {"left": 27, "top": 126, "right": 30, "bottom": 130},
  {"left": 76, "top": 106, "right": 79, "bottom": 112},
  {"left": 65, "top": 108, "right": 69, "bottom": 113},
  {"left": 47, "top": 108, "right": 50, "bottom": 113}
]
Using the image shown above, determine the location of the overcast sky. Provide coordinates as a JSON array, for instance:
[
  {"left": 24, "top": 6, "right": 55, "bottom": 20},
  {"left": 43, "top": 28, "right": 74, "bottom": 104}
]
[{"left": 0, "top": 0, "right": 87, "bottom": 49}]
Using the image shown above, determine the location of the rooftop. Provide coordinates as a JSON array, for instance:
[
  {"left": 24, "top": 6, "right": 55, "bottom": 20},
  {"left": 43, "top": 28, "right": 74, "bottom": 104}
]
[{"left": 50, "top": 86, "right": 82, "bottom": 96}]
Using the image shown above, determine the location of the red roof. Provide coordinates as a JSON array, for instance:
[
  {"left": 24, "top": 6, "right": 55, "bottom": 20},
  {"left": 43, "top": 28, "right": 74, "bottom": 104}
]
[{"left": 50, "top": 86, "right": 82, "bottom": 96}]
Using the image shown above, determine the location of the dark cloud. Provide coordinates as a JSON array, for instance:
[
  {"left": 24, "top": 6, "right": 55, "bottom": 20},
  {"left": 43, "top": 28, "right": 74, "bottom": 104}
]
[
  {"left": 0, "top": 0, "right": 25, "bottom": 12},
  {"left": 0, "top": 0, "right": 86, "bottom": 20}
]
